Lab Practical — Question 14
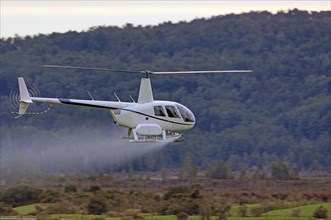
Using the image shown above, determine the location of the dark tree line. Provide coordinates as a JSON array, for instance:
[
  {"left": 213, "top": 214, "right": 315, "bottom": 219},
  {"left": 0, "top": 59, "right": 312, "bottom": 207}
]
[{"left": 0, "top": 10, "right": 330, "bottom": 176}]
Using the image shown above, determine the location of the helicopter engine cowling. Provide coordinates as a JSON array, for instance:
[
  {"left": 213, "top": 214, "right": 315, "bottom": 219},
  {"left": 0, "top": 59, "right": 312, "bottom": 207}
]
[{"left": 136, "top": 124, "right": 162, "bottom": 136}]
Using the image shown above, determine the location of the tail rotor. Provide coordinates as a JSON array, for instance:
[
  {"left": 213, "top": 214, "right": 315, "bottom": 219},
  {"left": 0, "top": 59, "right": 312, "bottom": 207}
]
[
  {"left": 18, "top": 77, "right": 33, "bottom": 115},
  {"left": 10, "top": 78, "right": 52, "bottom": 118}
]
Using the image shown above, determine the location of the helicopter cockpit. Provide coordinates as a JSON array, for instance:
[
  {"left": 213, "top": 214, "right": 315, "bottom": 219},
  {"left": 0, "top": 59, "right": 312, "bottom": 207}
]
[
  {"left": 175, "top": 104, "right": 195, "bottom": 122},
  {"left": 154, "top": 104, "right": 195, "bottom": 122}
]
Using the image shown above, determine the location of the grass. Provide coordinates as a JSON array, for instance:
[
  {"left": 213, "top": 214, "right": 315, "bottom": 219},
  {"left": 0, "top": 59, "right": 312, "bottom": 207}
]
[
  {"left": 145, "top": 215, "right": 177, "bottom": 220},
  {"left": 145, "top": 215, "right": 306, "bottom": 220},
  {"left": 145, "top": 202, "right": 331, "bottom": 220},
  {"left": 13, "top": 204, "right": 37, "bottom": 215},
  {"left": 229, "top": 203, "right": 261, "bottom": 217},
  {"left": 10, "top": 202, "right": 331, "bottom": 220},
  {"left": 263, "top": 202, "right": 331, "bottom": 217},
  {"left": 45, "top": 214, "right": 121, "bottom": 220}
]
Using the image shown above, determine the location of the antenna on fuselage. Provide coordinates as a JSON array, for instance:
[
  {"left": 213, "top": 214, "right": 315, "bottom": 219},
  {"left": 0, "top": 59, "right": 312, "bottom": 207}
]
[
  {"left": 86, "top": 90, "right": 95, "bottom": 100},
  {"left": 129, "top": 95, "right": 136, "bottom": 103},
  {"left": 113, "top": 92, "right": 121, "bottom": 102}
]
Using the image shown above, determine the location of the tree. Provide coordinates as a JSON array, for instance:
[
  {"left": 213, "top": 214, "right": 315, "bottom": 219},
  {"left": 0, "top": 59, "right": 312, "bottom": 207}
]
[
  {"left": 180, "top": 154, "right": 198, "bottom": 179},
  {"left": 206, "top": 161, "right": 233, "bottom": 180},
  {"left": 2, "top": 185, "right": 42, "bottom": 207},
  {"left": 271, "top": 161, "right": 290, "bottom": 180},
  {"left": 161, "top": 168, "right": 168, "bottom": 182},
  {"left": 239, "top": 164, "right": 249, "bottom": 180},
  {"left": 289, "top": 166, "right": 300, "bottom": 179}
]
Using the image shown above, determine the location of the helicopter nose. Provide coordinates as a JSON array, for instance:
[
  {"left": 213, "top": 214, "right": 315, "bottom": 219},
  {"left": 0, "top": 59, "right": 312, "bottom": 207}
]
[
  {"left": 185, "top": 112, "right": 195, "bottom": 130},
  {"left": 175, "top": 103, "right": 196, "bottom": 130},
  {"left": 190, "top": 118, "right": 196, "bottom": 128}
]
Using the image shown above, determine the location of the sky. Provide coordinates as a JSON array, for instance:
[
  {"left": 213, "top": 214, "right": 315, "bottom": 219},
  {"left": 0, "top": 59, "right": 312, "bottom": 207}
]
[{"left": 1, "top": 1, "right": 330, "bottom": 38}]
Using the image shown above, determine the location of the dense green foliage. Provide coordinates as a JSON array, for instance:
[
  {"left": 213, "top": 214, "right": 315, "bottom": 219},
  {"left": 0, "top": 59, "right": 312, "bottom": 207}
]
[
  {"left": 1, "top": 185, "right": 42, "bottom": 207},
  {"left": 0, "top": 10, "right": 330, "bottom": 175}
]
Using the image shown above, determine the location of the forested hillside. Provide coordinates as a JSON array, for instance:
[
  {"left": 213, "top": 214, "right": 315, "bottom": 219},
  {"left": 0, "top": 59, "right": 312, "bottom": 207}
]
[{"left": 1, "top": 10, "right": 330, "bottom": 177}]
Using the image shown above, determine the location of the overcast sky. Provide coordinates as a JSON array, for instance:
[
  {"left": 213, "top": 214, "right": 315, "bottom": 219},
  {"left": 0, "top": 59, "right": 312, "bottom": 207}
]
[{"left": 1, "top": 1, "right": 330, "bottom": 38}]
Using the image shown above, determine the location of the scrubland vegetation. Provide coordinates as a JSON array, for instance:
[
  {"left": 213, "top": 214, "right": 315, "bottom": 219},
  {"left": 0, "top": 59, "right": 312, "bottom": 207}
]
[{"left": 0, "top": 174, "right": 330, "bottom": 219}]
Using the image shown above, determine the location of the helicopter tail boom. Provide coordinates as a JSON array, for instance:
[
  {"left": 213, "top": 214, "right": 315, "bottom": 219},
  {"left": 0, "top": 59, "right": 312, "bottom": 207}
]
[{"left": 16, "top": 77, "right": 133, "bottom": 116}]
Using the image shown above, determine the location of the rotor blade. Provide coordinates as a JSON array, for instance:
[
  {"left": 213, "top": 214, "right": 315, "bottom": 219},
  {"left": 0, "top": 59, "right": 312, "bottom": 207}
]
[
  {"left": 152, "top": 70, "right": 253, "bottom": 74},
  {"left": 43, "top": 65, "right": 141, "bottom": 74}
]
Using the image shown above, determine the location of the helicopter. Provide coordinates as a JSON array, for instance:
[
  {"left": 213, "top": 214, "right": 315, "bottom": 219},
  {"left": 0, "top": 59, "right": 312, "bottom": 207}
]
[{"left": 17, "top": 65, "right": 252, "bottom": 143}]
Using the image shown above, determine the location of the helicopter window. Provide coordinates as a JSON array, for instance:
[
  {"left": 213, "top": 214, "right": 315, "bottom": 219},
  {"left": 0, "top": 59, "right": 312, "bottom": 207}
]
[
  {"left": 176, "top": 104, "right": 195, "bottom": 122},
  {"left": 154, "top": 106, "right": 166, "bottom": 117},
  {"left": 165, "top": 106, "right": 180, "bottom": 118}
]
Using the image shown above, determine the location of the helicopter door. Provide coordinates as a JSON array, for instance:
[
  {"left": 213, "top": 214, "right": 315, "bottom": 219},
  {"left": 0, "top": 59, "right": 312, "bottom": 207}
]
[
  {"left": 154, "top": 106, "right": 166, "bottom": 117},
  {"left": 165, "top": 105, "right": 180, "bottom": 128},
  {"left": 165, "top": 106, "right": 180, "bottom": 118}
]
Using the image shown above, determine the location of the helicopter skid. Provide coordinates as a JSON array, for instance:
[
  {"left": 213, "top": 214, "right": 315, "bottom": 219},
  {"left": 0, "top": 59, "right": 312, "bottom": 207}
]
[{"left": 123, "top": 132, "right": 183, "bottom": 143}]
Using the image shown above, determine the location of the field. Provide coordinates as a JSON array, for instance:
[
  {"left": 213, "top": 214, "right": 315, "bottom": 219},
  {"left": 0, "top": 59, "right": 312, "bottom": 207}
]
[
  {"left": 8, "top": 202, "right": 331, "bottom": 220},
  {"left": 1, "top": 177, "right": 330, "bottom": 220},
  {"left": 5, "top": 203, "right": 331, "bottom": 219}
]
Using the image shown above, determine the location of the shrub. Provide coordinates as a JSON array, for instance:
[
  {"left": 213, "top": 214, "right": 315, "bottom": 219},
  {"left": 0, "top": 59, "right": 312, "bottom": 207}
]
[
  {"left": 132, "top": 214, "right": 145, "bottom": 220},
  {"left": 313, "top": 206, "right": 328, "bottom": 219},
  {"left": 158, "top": 201, "right": 182, "bottom": 215},
  {"left": 237, "top": 204, "right": 248, "bottom": 217},
  {"left": 251, "top": 207, "right": 264, "bottom": 217},
  {"left": 190, "top": 189, "right": 202, "bottom": 199},
  {"left": 88, "top": 185, "right": 101, "bottom": 193},
  {"left": 107, "top": 211, "right": 125, "bottom": 218},
  {"left": 163, "top": 186, "right": 191, "bottom": 200},
  {"left": 39, "top": 189, "right": 61, "bottom": 203},
  {"left": 64, "top": 185, "right": 77, "bottom": 193},
  {"left": 2, "top": 185, "right": 42, "bottom": 207},
  {"left": 272, "top": 192, "right": 288, "bottom": 200},
  {"left": 36, "top": 213, "right": 49, "bottom": 220},
  {"left": 292, "top": 208, "right": 301, "bottom": 217},
  {"left": 177, "top": 212, "right": 188, "bottom": 220},
  {"left": 0, "top": 202, "right": 16, "bottom": 215},
  {"left": 199, "top": 203, "right": 211, "bottom": 220},
  {"left": 46, "top": 201, "right": 78, "bottom": 214},
  {"left": 215, "top": 202, "right": 231, "bottom": 220},
  {"left": 88, "top": 197, "right": 108, "bottom": 215}
]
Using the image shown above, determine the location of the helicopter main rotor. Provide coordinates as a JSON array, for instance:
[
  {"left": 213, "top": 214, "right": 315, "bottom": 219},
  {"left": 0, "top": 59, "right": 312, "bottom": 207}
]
[{"left": 43, "top": 65, "right": 252, "bottom": 78}]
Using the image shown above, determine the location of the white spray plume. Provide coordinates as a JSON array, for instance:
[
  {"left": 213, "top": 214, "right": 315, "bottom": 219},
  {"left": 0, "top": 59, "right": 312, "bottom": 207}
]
[{"left": 1, "top": 124, "right": 168, "bottom": 177}]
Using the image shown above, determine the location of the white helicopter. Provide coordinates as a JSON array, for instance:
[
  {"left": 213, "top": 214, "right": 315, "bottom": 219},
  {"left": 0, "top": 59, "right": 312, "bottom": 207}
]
[{"left": 17, "top": 65, "right": 252, "bottom": 143}]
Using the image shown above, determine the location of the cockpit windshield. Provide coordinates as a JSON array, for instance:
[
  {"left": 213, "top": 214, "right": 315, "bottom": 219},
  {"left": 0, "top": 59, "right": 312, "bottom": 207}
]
[
  {"left": 165, "top": 106, "right": 180, "bottom": 118},
  {"left": 176, "top": 104, "right": 195, "bottom": 122}
]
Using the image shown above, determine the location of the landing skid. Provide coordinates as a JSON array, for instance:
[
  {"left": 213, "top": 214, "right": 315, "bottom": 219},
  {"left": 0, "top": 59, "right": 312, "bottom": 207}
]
[{"left": 123, "top": 131, "right": 183, "bottom": 143}]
